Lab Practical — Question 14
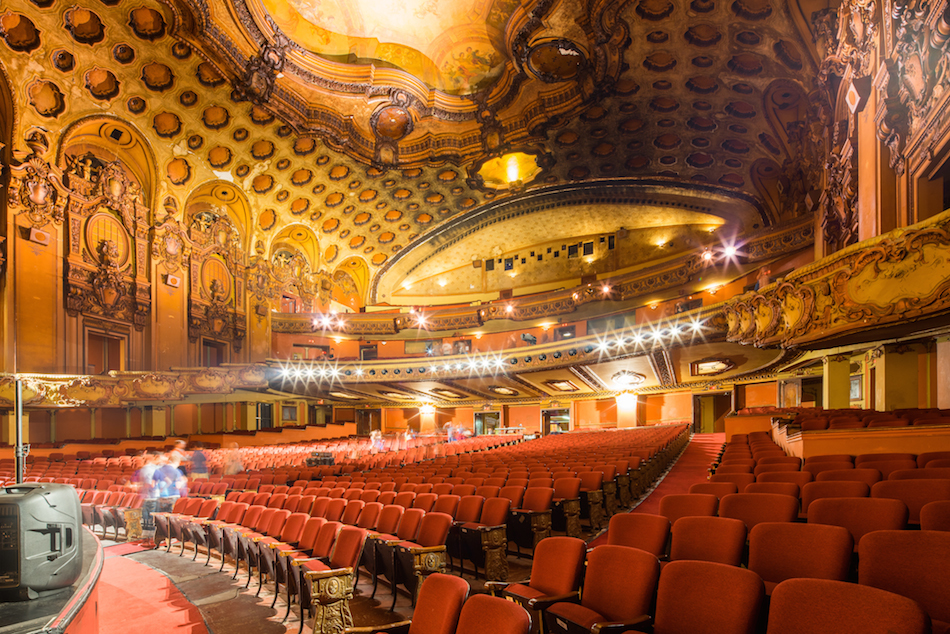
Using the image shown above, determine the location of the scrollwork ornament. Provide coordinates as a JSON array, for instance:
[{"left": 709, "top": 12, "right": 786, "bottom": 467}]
[{"left": 14, "top": 157, "right": 65, "bottom": 228}]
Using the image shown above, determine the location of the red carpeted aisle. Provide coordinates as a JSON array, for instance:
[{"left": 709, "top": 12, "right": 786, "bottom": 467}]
[
  {"left": 590, "top": 432, "right": 724, "bottom": 546},
  {"left": 98, "top": 554, "right": 209, "bottom": 633}
]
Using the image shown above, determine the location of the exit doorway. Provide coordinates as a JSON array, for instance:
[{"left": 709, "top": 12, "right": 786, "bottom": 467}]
[
  {"left": 474, "top": 411, "right": 500, "bottom": 436},
  {"left": 692, "top": 393, "right": 733, "bottom": 434},
  {"left": 541, "top": 408, "right": 571, "bottom": 435}
]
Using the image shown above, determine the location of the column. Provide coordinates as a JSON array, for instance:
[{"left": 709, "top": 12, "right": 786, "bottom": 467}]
[
  {"left": 937, "top": 339, "right": 950, "bottom": 409},
  {"left": 170, "top": 405, "right": 177, "bottom": 436},
  {"left": 142, "top": 405, "right": 167, "bottom": 437},
  {"left": 616, "top": 392, "right": 639, "bottom": 428},
  {"left": 49, "top": 410, "right": 56, "bottom": 443},
  {"left": 418, "top": 405, "right": 437, "bottom": 434},
  {"left": 125, "top": 408, "right": 132, "bottom": 438},
  {"left": 195, "top": 404, "right": 202, "bottom": 434},
  {"left": 234, "top": 402, "right": 255, "bottom": 431},
  {"left": 90, "top": 408, "right": 97, "bottom": 440},
  {"left": 870, "top": 345, "right": 920, "bottom": 411},
  {"left": 822, "top": 355, "right": 852, "bottom": 409},
  {"left": 0, "top": 411, "right": 29, "bottom": 446}
]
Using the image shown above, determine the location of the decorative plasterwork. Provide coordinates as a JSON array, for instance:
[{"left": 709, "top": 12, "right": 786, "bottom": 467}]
[
  {"left": 0, "top": 365, "right": 269, "bottom": 409},
  {"left": 725, "top": 209, "right": 950, "bottom": 349}
]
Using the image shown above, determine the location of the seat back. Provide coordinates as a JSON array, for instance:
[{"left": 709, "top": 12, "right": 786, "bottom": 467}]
[
  {"left": 408, "top": 573, "right": 470, "bottom": 634},
  {"left": 297, "top": 517, "right": 328, "bottom": 552},
  {"left": 807, "top": 497, "right": 907, "bottom": 550},
  {"left": 719, "top": 493, "right": 799, "bottom": 530},
  {"left": 654, "top": 560, "right": 764, "bottom": 634},
  {"left": 767, "top": 578, "right": 930, "bottom": 634},
  {"left": 324, "top": 498, "right": 348, "bottom": 522},
  {"left": 455, "top": 594, "right": 531, "bottom": 634},
  {"left": 356, "top": 502, "right": 383, "bottom": 529},
  {"left": 479, "top": 497, "right": 511, "bottom": 525},
  {"left": 920, "top": 499, "right": 950, "bottom": 531},
  {"left": 414, "top": 512, "right": 453, "bottom": 547},
  {"left": 669, "top": 516, "right": 746, "bottom": 567},
  {"left": 859, "top": 529, "right": 950, "bottom": 630},
  {"left": 744, "top": 482, "right": 800, "bottom": 498},
  {"left": 375, "top": 504, "right": 404, "bottom": 534},
  {"left": 413, "top": 492, "right": 438, "bottom": 512},
  {"left": 456, "top": 496, "right": 484, "bottom": 523},
  {"left": 552, "top": 477, "right": 581, "bottom": 500},
  {"left": 499, "top": 486, "right": 524, "bottom": 509},
  {"left": 583, "top": 545, "right": 659, "bottom": 622},
  {"left": 689, "top": 482, "right": 739, "bottom": 499},
  {"left": 658, "top": 493, "right": 718, "bottom": 525},
  {"left": 328, "top": 525, "right": 367, "bottom": 568},
  {"left": 240, "top": 504, "right": 266, "bottom": 529},
  {"left": 312, "top": 521, "right": 343, "bottom": 558},
  {"left": 278, "top": 512, "right": 309, "bottom": 542},
  {"left": 341, "top": 499, "right": 364, "bottom": 525},
  {"left": 871, "top": 479, "right": 950, "bottom": 524},
  {"left": 432, "top": 494, "right": 460, "bottom": 517},
  {"left": 196, "top": 499, "right": 219, "bottom": 519},
  {"left": 520, "top": 487, "right": 553, "bottom": 512},
  {"left": 606, "top": 513, "right": 670, "bottom": 557},
  {"left": 395, "top": 508, "right": 425, "bottom": 541},
  {"left": 801, "top": 481, "right": 869, "bottom": 515},
  {"left": 528, "top": 536, "right": 586, "bottom": 596},
  {"left": 708, "top": 473, "right": 755, "bottom": 489},
  {"left": 814, "top": 468, "right": 881, "bottom": 485},
  {"left": 748, "top": 522, "right": 852, "bottom": 594}
]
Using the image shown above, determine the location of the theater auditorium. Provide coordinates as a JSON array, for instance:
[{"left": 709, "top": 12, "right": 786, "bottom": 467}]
[{"left": 1, "top": 0, "right": 950, "bottom": 632}]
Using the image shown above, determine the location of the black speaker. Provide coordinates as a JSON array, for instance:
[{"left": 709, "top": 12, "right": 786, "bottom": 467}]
[{"left": 0, "top": 483, "right": 83, "bottom": 600}]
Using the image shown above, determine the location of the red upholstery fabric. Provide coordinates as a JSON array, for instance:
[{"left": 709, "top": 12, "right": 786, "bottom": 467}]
[
  {"left": 653, "top": 560, "right": 764, "bottom": 634},
  {"left": 871, "top": 479, "right": 950, "bottom": 524},
  {"left": 718, "top": 493, "right": 799, "bottom": 530},
  {"left": 801, "top": 481, "right": 869, "bottom": 515},
  {"left": 814, "top": 468, "right": 881, "bottom": 485},
  {"left": 748, "top": 522, "right": 852, "bottom": 594},
  {"left": 658, "top": 493, "right": 718, "bottom": 525},
  {"left": 456, "top": 594, "right": 531, "bottom": 634},
  {"left": 808, "top": 497, "right": 907, "bottom": 552},
  {"left": 767, "top": 578, "right": 930, "bottom": 634},
  {"left": 408, "top": 573, "right": 470, "bottom": 634},
  {"left": 859, "top": 530, "right": 950, "bottom": 634},
  {"left": 669, "top": 516, "right": 746, "bottom": 567},
  {"left": 688, "top": 482, "right": 738, "bottom": 499},
  {"left": 518, "top": 536, "right": 586, "bottom": 597},
  {"left": 921, "top": 500, "right": 950, "bottom": 531},
  {"left": 606, "top": 513, "right": 670, "bottom": 557}
]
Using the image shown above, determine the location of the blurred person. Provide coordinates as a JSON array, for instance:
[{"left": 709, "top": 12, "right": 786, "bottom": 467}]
[
  {"left": 190, "top": 441, "right": 208, "bottom": 479},
  {"left": 223, "top": 442, "right": 243, "bottom": 475}
]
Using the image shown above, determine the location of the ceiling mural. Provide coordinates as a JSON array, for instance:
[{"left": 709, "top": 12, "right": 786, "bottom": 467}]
[{"left": 258, "top": 0, "right": 518, "bottom": 94}]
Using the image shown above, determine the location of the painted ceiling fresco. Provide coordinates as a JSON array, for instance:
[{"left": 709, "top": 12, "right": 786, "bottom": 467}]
[{"left": 259, "top": 0, "right": 519, "bottom": 93}]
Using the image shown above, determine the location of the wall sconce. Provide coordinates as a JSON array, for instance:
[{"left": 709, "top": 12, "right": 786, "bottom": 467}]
[
  {"left": 420, "top": 404, "right": 435, "bottom": 415},
  {"left": 615, "top": 392, "right": 638, "bottom": 407}
]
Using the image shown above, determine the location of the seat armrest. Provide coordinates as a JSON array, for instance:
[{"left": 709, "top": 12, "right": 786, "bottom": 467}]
[
  {"left": 397, "top": 544, "right": 445, "bottom": 553},
  {"left": 344, "top": 622, "right": 411, "bottom": 634},
  {"left": 591, "top": 615, "right": 652, "bottom": 634},
  {"left": 484, "top": 581, "right": 510, "bottom": 596},
  {"left": 527, "top": 591, "right": 581, "bottom": 610}
]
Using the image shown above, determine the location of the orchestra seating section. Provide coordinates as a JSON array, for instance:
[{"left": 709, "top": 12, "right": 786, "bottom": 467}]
[{"left": 8, "top": 415, "right": 950, "bottom": 634}]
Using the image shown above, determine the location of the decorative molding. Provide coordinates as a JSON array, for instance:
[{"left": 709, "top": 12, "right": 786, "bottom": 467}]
[{"left": 725, "top": 210, "right": 950, "bottom": 348}]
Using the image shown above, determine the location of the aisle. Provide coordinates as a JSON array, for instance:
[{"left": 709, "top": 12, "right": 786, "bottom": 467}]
[
  {"left": 630, "top": 432, "right": 724, "bottom": 516},
  {"left": 588, "top": 432, "right": 723, "bottom": 547},
  {"left": 98, "top": 554, "right": 209, "bottom": 633}
]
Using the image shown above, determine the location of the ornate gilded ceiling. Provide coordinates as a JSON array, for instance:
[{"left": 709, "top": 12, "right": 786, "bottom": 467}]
[{"left": 2, "top": 0, "right": 823, "bottom": 310}]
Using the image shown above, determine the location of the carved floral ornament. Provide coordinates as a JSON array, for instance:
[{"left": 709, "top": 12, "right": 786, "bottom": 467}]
[{"left": 725, "top": 211, "right": 950, "bottom": 349}]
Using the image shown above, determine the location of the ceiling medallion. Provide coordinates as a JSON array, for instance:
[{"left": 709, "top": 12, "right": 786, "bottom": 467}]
[
  {"left": 489, "top": 386, "right": 519, "bottom": 396},
  {"left": 525, "top": 39, "right": 587, "bottom": 83},
  {"left": 690, "top": 357, "right": 736, "bottom": 376},
  {"left": 611, "top": 370, "right": 646, "bottom": 388}
]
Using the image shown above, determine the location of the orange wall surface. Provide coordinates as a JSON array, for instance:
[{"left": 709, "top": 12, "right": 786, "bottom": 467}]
[
  {"left": 507, "top": 405, "right": 541, "bottom": 433},
  {"left": 724, "top": 415, "right": 774, "bottom": 442},
  {"left": 744, "top": 382, "right": 777, "bottom": 408},
  {"left": 643, "top": 392, "right": 692, "bottom": 426},
  {"left": 574, "top": 399, "right": 617, "bottom": 429}
]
